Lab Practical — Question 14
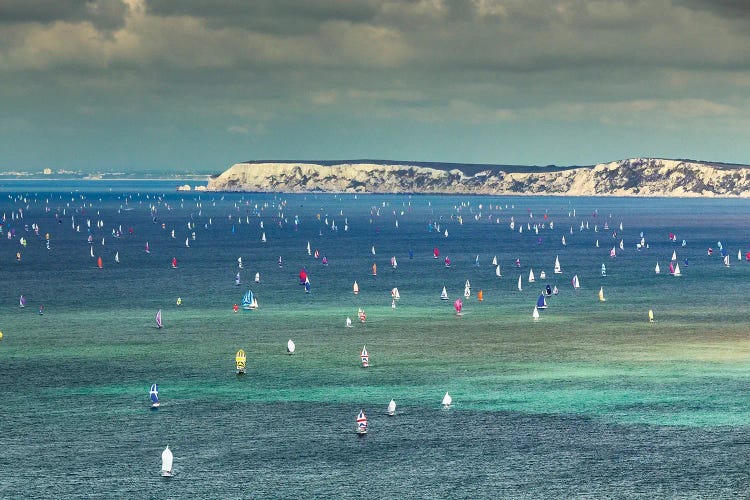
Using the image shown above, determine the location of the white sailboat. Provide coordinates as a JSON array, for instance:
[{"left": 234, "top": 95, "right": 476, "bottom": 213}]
[
  {"left": 673, "top": 262, "right": 682, "bottom": 276},
  {"left": 554, "top": 255, "right": 562, "bottom": 274},
  {"left": 655, "top": 262, "right": 661, "bottom": 274},
  {"left": 495, "top": 265, "right": 502, "bottom": 278},
  {"left": 353, "top": 281, "right": 359, "bottom": 295},
  {"left": 724, "top": 254, "right": 730, "bottom": 267},
  {"left": 114, "top": 251, "right": 119, "bottom": 263},
  {"left": 442, "top": 392, "right": 452, "bottom": 409},
  {"left": 571, "top": 274, "right": 580, "bottom": 290},
  {"left": 161, "top": 446, "right": 173, "bottom": 477},
  {"left": 287, "top": 339, "right": 295, "bottom": 355},
  {"left": 387, "top": 399, "right": 396, "bottom": 416},
  {"left": 440, "top": 286, "right": 449, "bottom": 300},
  {"left": 255, "top": 272, "right": 260, "bottom": 283},
  {"left": 346, "top": 317, "right": 352, "bottom": 328},
  {"left": 528, "top": 269, "right": 535, "bottom": 283},
  {"left": 517, "top": 275, "right": 522, "bottom": 292},
  {"left": 532, "top": 305, "right": 540, "bottom": 321},
  {"left": 492, "top": 255, "right": 497, "bottom": 266}
]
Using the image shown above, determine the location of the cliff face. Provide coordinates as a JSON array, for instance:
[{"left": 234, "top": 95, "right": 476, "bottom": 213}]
[{"left": 206, "top": 158, "right": 750, "bottom": 196}]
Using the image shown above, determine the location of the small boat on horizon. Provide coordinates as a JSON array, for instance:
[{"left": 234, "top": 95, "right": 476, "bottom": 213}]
[{"left": 287, "top": 339, "right": 295, "bottom": 355}]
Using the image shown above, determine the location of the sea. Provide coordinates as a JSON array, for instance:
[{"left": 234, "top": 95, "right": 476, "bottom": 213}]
[{"left": 1, "top": 180, "right": 750, "bottom": 499}]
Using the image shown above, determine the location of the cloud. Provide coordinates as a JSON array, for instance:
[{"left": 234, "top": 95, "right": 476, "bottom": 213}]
[{"left": 0, "top": 0, "right": 129, "bottom": 31}]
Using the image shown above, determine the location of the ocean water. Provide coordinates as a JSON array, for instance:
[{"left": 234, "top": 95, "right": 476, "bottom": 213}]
[{"left": 1, "top": 182, "right": 750, "bottom": 498}]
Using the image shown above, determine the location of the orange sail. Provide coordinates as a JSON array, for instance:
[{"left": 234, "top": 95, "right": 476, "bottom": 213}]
[
  {"left": 477, "top": 290, "right": 483, "bottom": 302},
  {"left": 97, "top": 256, "right": 103, "bottom": 269}
]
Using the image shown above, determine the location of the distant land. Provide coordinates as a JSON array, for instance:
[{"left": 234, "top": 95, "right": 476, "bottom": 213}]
[{"left": 206, "top": 158, "right": 750, "bottom": 197}]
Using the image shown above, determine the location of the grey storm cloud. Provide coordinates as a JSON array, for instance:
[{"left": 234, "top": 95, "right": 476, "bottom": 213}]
[
  {"left": 0, "top": 0, "right": 748, "bottom": 170},
  {"left": 0, "top": 0, "right": 129, "bottom": 31}
]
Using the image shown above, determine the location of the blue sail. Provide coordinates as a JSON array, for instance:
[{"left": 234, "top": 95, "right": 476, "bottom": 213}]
[
  {"left": 241, "top": 290, "right": 254, "bottom": 308},
  {"left": 150, "top": 383, "right": 159, "bottom": 404},
  {"left": 536, "top": 294, "right": 547, "bottom": 309}
]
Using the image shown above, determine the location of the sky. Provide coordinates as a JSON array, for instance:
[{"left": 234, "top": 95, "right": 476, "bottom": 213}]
[{"left": 1, "top": 0, "right": 749, "bottom": 173}]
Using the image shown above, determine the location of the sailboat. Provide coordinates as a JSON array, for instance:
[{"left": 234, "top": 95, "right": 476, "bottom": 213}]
[
  {"left": 161, "top": 446, "right": 173, "bottom": 477},
  {"left": 528, "top": 268, "right": 535, "bottom": 283},
  {"left": 477, "top": 290, "right": 483, "bottom": 302},
  {"left": 353, "top": 281, "right": 359, "bottom": 295},
  {"left": 724, "top": 254, "right": 730, "bottom": 267},
  {"left": 391, "top": 288, "right": 400, "bottom": 300},
  {"left": 145, "top": 241, "right": 150, "bottom": 253},
  {"left": 671, "top": 250, "right": 677, "bottom": 261},
  {"left": 517, "top": 275, "right": 522, "bottom": 292},
  {"left": 601, "top": 263, "right": 606, "bottom": 276},
  {"left": 236, "top": 349, "right": 246, "bottom": 374},
  {"left": 261, "top": 232, "right": 266, "bottom": 243},
  {"left": 440, "top": 286, "right": 449, "bottom": 300},
  {"left": 287, "top": 339, "right": 295, "bottom": 355},
  {"left": 444, "top": 256, "right": 451, "bottom": 268},
  {"left": 346, "top": 317, "right": 352, "bottom": 328},
  {"left": 360, "top": 345, "right": 369, "bottom": 368},
  {"left": 533, "top": 305, "right": 540, "bottom": 321},
  {"left": 235, "top": 272, "right": 241, "bottom": 286},
  {"left": 255, "top": 272, "right": 260, "bottom": 283},
  {"left": 442, "top": 392, "right": 452, "bottom": 409},
  {"left": 536, "top": 294, "right": 548, "bottom": 310},
  {"left": 242, "top": 290, "right": 258, "bottom": 310},
  {"left": 598, "top": 287, "right": 606, "bottom": 302},
  {"left": 114, "top": 251, "right": 119, "bottom": 263},
  {"left": 492, "top": 256, "right": 497, "bottom": 266},
  {"left": 150, "top": 383, "right": 160, "bottom": 408},
  {"left": 571, "top": 274, "right": 580, "bottom": 290},
  {"left": 554, "top": 255, "right": 562, "bottom": 274},
  {"left": 155, "top": 309, "right": 163, "bottom": 329},
  {"left": 307, "top": 241, "right": 311, "bottom": 255},
  {"left": 495, "top": 265, "right": 502, "bottom": 278},
  {"left": 454, "top": 298, "right": 463, "bottom": 316},
  {"left": 171, "top": 257, "right": 177, "bottom": 269},
  {"left": 356, "top": 410, "right": 368, "bottom": 435},
  {"left": 387, "top": 399, "right": 396, "bottom": 416},
  {"left": 673, "top": 262, "right": 682, "bottom": 276},
  {"left": 655, "top": 262, "right": 661, "bottom": 274},
  {"left": 97, "top": 256, "right": 103, "bottom": 269},
  {"left": 648, "top": 309, "right": 654, "bottom": 323},
  {"left": 19, "top": 295, "right": 26, "bottom": 308},
  {"left": 237, "top": 257, "right": 243, "bottom": 269},
  {"left": 372, "top": 263, "right": 377, "bottom": 276}
]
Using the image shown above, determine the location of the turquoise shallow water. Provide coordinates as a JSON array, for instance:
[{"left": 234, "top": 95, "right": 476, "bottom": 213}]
[{"left": 1, "top": 184, "right": 750, "bottom": 497}]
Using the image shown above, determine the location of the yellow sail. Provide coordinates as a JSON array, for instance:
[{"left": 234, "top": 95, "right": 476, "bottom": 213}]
[
  {"left": 598, "top": 287, "right": 606, "bottom": 302},
  {"left": 235, "top": 349, "right": 247, "bottom": 370},
  {"left": 648, "top": 309, "right": 654, "bottom": 322},
  {"left": 372, "top": 263, "right": 377, "bottom": 275}
]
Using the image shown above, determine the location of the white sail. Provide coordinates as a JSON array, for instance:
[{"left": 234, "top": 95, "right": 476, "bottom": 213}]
[
  {"left": 554, "top": 255, "right": 562, "bottom": 274},
  {"left": 161, "top": 446, "right": 173, "bottom": 476},
  {"left": 495, "top": 265, "right": 502, "bottom": 277},
  {"left": 533, "top": 305, "right": 540, "bottom": 321},
  {"left": 671, "top": 250, "right": 677, "bottom": 261},
  {"left": 655, "top": 262, "right": 660, "bottom": 274},
  {"left": 673, "top": 262, "right": 682, "bottom": 276},
  {"left": 528, "top": 269, "right": 535, "bottom": 283},
  {"left": 442, "top": 392, "right": 452, "bottom": 408},
  {"left": 287, "top": 339, "right": 295, "bottom": 354},
  {"left": 440, "top": 286, "right": 449, "bottom": 300},
  {"left": 517, "top": 275, "right": 522, "bottom": 291},
  {"left": 492, "top": 255, "right": 497, "bottom": 266},
  {"left": 387, "top": 399, "right": 396, "bottom": 416}
]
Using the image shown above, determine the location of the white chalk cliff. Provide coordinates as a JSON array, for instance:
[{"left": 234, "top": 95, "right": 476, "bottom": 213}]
[{"left": 206, "top": 158, "right": 750, "bottom": 197}]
